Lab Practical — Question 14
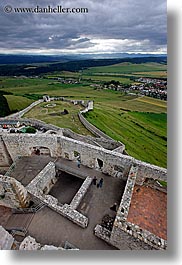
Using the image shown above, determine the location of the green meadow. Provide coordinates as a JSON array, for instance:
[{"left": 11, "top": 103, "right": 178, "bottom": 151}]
[{"left": 0, "top": 62, "right": 167, "bottom": 168}]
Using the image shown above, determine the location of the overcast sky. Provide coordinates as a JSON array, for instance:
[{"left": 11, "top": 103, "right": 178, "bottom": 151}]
[{"left": 0, "top": 0, "right": 167, "bottom": 55}]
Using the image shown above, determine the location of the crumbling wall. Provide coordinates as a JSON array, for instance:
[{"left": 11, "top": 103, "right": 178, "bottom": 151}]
[
  {"left": 26, "top": 162, "right": 57, "bottom": 196},
  {"left": 109, "top": 165, "right": 167, "bottom": 250},
  {"left": 0, "top": 175, "right": 30, "bottom": 209},
  {"left": 1, "top": 134, "right": 60, "bottom": 160},
  {"left": 0, "top": 134, "right": 167, "bottom": 182},
  {"left": 0, "top": 226, "right": 14, "bottom": 250}
]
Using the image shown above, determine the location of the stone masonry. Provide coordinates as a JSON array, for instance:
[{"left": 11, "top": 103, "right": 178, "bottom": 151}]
[
  {"left": 0, "top": 175, "right": 30, "bottom": 209},
  {"left": 26, "top": 162, "right": 89, "bottom": 228}
]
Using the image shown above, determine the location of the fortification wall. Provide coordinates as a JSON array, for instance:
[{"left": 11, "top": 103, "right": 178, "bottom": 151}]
[
  {"left": 58, "top": 136, "right": 167, "bottom": 181},
  {"left": 78, "top": 112, "right": 113, "bottom": 140},
  {"left": 1, "top": 134, "right": 60, "bottom": 160},
  {"left": 0, "top": 134, "right": 167, "bottom": 182},
  {"left": 62, "top": 128, "right": 123, "bottom": 151},
  {"left": 7, "top": 100, "right": 43, "bottom": 119}
]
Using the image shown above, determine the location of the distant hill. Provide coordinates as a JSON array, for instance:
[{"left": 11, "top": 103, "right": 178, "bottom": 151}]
[
  {"left": 0, "top": 53, "right": 167, "bottom": 65},
  {"left": 0, "top": 56, "right": 167, "bottom": 76}
]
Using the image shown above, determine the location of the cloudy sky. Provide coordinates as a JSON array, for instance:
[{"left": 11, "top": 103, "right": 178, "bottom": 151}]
[{"left": 0, "top": 0, "right": 167, "bottom": 55}]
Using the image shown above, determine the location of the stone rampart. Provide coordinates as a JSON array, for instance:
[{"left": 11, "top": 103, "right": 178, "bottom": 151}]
[
  {"left": 7, "top": 100, "right": 43, "bottom": 119},
  {"left": 62, "top": 128, "right": 123, "bottom": 150},
  {"left": 78, "top": 112, "right": 113, "bottom": 140},
  {"left": 0, "top": 133, "right": 167, "bottom": 182}
]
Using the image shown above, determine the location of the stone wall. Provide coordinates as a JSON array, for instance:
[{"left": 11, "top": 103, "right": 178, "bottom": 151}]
[
  {"left": 70, "top": 176, "right": 93, "bottom": 210},
  {"left": 62, "top": 128, "right": 123, "bottom": 151},
  {"left": 0, "top": 175, "right": 30, "bottom": 209},
  {"left": 26, "top": 162, "right": 89, "bottom": 228},
  {"left": 78, "top": 111, "right": 113, "bottom": 140},
  {"left": 19, "top": 235, "right": 79, "bottom": 250},
  {"left": 58, "top": 136, "right": 167, "bottom": 181},
  {"left": 0, "top": 133, "right": 167, "bottom": 182},
  {"left": 109, "top": 165, "right": 167, "bottom": 250},
  {"left": 0, "top": 136, "right": 12, "bottom": 167},
  {"left": 0, "top": 226, "right": 14, "bottom": 250},
  {"left": 26, "top": 162, "right": 57, "bottom": 196},
  {"left": 7, "top": 100, "right": 43, "bottom": 119},
  {"left": 1, "top": 134, "right": 60, "bottom": 160}
]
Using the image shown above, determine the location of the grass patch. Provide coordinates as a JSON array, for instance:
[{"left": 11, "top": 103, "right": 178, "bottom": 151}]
[
  {"left": 0, "top": 64, "right": 167, "bottom": 168},
  {"left": 4, "top": 95, "right": 34, "bottom": 112},
  {"left": 24, "top": 101, "right": 93, "bottom": 136},
  {"left": 84, "top": 109, "right": 167, "bottom": 168}
]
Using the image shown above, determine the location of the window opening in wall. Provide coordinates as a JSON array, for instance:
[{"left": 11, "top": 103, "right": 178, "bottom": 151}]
[
  {"left": 31, "top": 146, "right": 50, "bottom": 156},
  {"left": 74, "top": 151, "right": 80, "bottom": 158},
  {"left": 127, "top": 225, "right": 131, "bottom": 231},
  {"left": 97, "top": 158, "right": 103, "bottom": 169},
  {"left": 114, "top": 165, "right": 124, "bottom": 172},
  {"left": 64, "top": 152, "right": 69, "bottom": 159},
  {"left": 121, "top": 207, "right": 125, "bottom": 213}
]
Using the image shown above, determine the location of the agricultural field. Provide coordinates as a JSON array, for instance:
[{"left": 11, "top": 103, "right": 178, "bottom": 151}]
[
  {"left": 45, "top": 62, "right": 167, "bottom": 83},
  {"left": 4, "top": 95, "right": 33, "bottom": 112},
  {"left": 0, "top": 61, "right": 167, "bottom": 168},
  {"left": 83, "top": 62, "right": 167, "bottom": 78}
]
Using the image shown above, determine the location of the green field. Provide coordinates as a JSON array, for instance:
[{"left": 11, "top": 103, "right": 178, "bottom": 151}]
[
  {"left": 0, "top": 62, "right": 167, "bottom": 168},
  {"left": 44, "top": 62, "right": 167, "bottom": 83},
  {"left": 4, "top": 95, "right": 33, "bottom": 112},
  {"left": 24, "top": 101, "right": 92, "bottom": 136},
  {"left": 84, "top": 62, "right": 166, "bottom": 73}
]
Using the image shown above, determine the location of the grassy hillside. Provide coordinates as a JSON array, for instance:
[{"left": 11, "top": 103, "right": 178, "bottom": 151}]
[
  {"left": 4, "top": 95, "right": 34, "bottom": 112},
  {"left": 84, "top": 108, "right": 167, "bottom": 168},
  {"left": 83, "top": 62, "right": 167, "bottom": 79},
  {"left": 24, "top": 101, "right": 92, "bottom": 136},
  {"left": 0, "top": 61, "right": 167, "bottom": 168}
]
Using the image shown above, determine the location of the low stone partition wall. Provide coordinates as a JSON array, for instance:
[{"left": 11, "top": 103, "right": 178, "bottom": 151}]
[
  {"left": 94, "top": 224, "right": 112, "bottom": 245},
  {"left": 26, "top": 162, "right": 89, "bottom": 228},
  {"left": 116, "top": 165, "right": 138, "bottom": 221},
  {"left": 70, "top": 176, "right": 93, "bottom": 210},
  {"left": 26, "top": 162, "right": 57, "bottom": 196},
  {"left": 26, "top": 192, "right": 89, "bottom": 228},
  {"left": 60, "top": 204, "right": 88, "bottom": 228}
]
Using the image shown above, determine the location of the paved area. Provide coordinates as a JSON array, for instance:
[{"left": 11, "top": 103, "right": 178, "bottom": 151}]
[
  {"left": 1, "top": 155, "right": 155, "bottom": 250},
  {"left": 0, "top": 206, "right": 12, "bottom": 227},
  {"left": 4, "top": 155, "right": 127, "bottom": 249},
  {"left": 49, "top": 173, "right": 84, "bottom": 204},
  {"left": 127, "top": 185, "right": 167, "bottom": 240},
  {"left": 9, "top": 156, "right": 55, "bottom": 186},
  {"left": 28, "top": 206, "right": 117, "bottom": 250}
]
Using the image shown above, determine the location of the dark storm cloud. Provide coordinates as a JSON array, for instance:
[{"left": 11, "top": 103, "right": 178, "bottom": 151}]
[{"left": 0, "top": 0, "right": 167, "bottom": 53}]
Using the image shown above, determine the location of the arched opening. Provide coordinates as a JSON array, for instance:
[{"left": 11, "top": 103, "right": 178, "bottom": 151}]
[{"left": 31, "top": 146, "right": 51, "bottom": 156}]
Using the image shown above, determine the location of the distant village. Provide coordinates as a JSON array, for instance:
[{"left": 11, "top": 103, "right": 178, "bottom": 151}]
[
  {"left": 90, "top": 77, "right": 167, "bottom": 101},
  {"left": 13, "top": 75, "right": 167, "bottom": 101}
]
